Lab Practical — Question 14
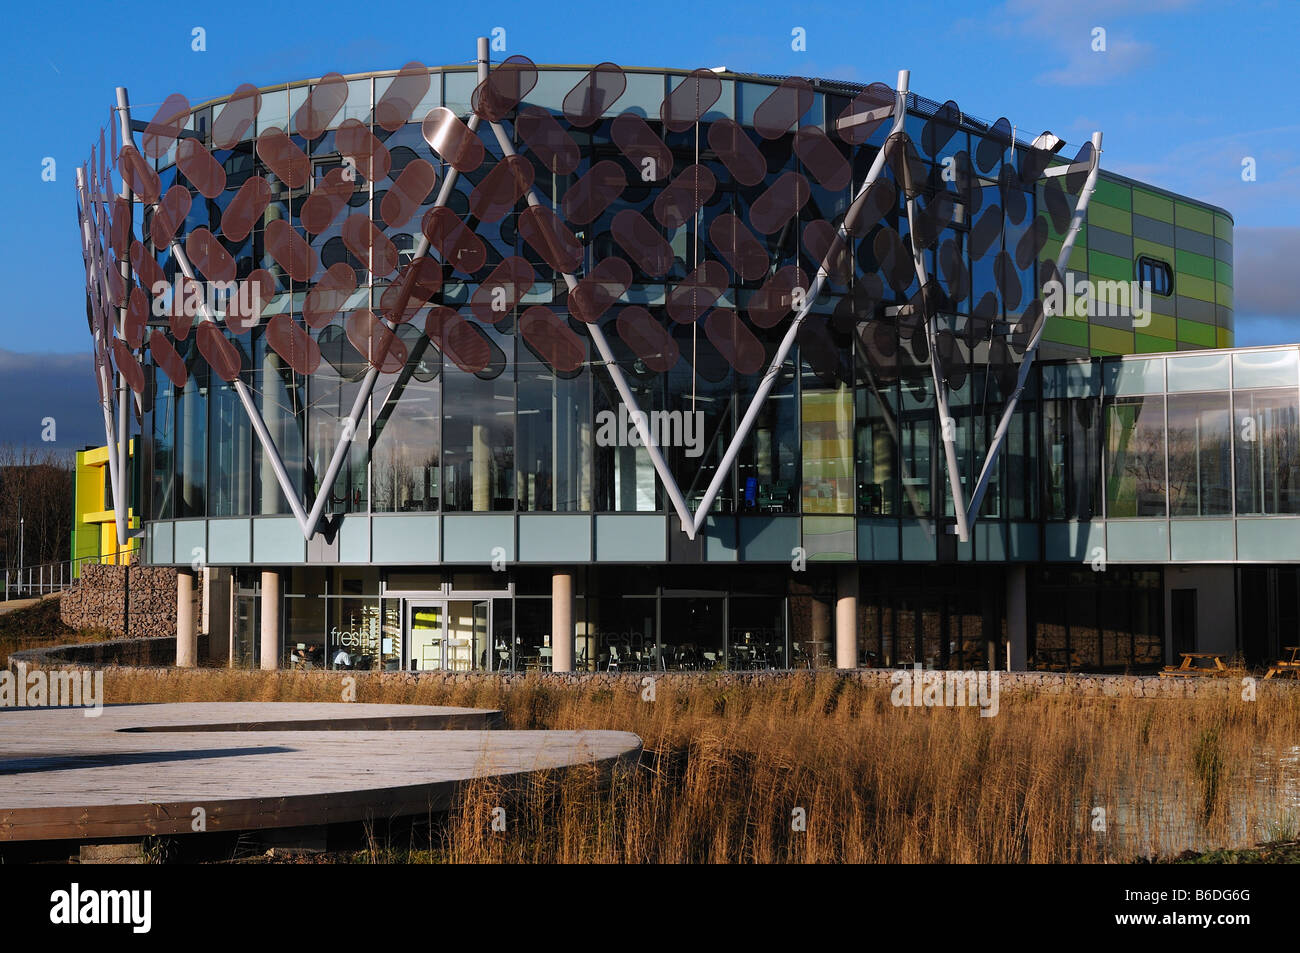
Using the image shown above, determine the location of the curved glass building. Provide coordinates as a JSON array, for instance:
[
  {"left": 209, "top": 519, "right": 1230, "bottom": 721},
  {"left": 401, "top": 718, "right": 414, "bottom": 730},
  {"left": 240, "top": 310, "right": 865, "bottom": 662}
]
[{"left": 78, "top": 44, "right": 1268, "bottom": 676}]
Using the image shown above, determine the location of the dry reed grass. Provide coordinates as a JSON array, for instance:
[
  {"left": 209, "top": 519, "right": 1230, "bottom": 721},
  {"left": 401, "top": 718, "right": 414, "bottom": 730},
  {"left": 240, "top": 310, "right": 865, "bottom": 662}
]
[{"left": 99, "top": 668, "right": 1300, "bottom": 863}]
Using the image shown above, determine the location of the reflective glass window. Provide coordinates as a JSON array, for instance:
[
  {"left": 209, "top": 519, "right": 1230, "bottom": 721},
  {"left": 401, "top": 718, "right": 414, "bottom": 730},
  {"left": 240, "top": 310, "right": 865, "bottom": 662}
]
[
  {"left": 1104, "top": 395, "right": 1166, "bottom": 517},
  {"left": 1167, "top": 392, "right": 1232, "bottom": 516},
  {"left": 1234, "top": 388, "right": 1300, "bottom": 514}
]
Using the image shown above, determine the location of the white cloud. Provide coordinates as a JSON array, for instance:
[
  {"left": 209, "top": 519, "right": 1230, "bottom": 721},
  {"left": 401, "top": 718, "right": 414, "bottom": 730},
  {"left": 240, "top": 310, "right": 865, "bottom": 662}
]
[
  {"left": 1234, "top": 227, "right": 1300, "bottom": 318},
  {"left": 1106, "top": 123, "right": 1300, "bottom": 226},
  {"left": 982, "top": 0, "right": 1201, "bottom": 87}
]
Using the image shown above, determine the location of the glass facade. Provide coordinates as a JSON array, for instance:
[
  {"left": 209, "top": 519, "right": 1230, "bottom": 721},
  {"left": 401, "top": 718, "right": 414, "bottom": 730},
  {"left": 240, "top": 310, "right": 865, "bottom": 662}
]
[
  {"left": 1030, "top": 568, "right": 1163, "bottom": 672},
  {"left": 188, "top": 339, "right": 1295, "bottom": 675},
  {"left": 247, "top": 565, "right": 856, "bottom": 673},
  {"left": 1233, "top": 389, "right": 1300, "bottom": 514},
  {"left": 113, "top": 63, "right": 1288, "bottom": 675},
  {"left": 144, "top": 346, "right": 1297, "bottom": 531},
  {"left": 1104, "top": 396, "right": 1167, "bottom": 518},
  {"left": 858, "top": 567, "right": 999, "bottom": 670},
  {"left": 133, "top": 64, "right": 1229, "bottom": 532}
]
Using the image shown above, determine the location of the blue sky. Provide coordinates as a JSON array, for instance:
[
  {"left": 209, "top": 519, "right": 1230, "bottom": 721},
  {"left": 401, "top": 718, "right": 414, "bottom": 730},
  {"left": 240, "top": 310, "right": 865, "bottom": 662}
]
[{"left": 0, "top": 0, "right": 1295, "bottom": 440}]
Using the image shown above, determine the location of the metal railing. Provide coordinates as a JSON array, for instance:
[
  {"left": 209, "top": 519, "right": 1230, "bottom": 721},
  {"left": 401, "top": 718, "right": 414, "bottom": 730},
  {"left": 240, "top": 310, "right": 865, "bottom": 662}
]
[{"left": 2, "top": 549, "right": 137, "bottom": 601}]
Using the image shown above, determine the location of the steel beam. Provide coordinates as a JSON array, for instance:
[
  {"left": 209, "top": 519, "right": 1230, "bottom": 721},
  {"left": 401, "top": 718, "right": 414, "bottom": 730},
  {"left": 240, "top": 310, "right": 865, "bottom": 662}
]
[
  {"left": 297, "top": 35, "right": 492, "bottom": 540},
  {"left": 113, "top": 85, "right": 313, "bottom": 533},
  {"left": 113, "top": 87, "right": 134, "bottom": 552},
  {"left": 76, "top": 166, "right": 124, "bottom": 544},
  {"left": 685, "top": 69, "right": 913, "bottom": 538},
  {"left": 482, "top": 112, "right": 700, "bottom": 535},
  {"left": 963, "top": 130, "right": 1103, "bottom": 525},
  {"left": 903, "top": 198, "right": 971, "bottom": 542}
]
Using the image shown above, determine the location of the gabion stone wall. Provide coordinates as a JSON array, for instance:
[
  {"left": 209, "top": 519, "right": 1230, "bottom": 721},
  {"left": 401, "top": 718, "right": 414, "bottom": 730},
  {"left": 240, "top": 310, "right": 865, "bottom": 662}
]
[{"left": 60, "top": 565, "right": 179, "bottom": 639}]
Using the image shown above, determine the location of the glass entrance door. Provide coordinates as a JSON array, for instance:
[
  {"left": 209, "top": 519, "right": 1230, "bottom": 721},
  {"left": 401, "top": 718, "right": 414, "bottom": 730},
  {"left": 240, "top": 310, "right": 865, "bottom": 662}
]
[
  {"left": 446, "top": 600, "right": 490, "bottom": 671},
  {"left": 406, "top": 599, "right": 492, "bottom": 671},
  {"left": 233, "top": 591, "right": 259, "bottom": 669},
  {"left": 407, "top": 602, "right": 446, "bottom": 671}
]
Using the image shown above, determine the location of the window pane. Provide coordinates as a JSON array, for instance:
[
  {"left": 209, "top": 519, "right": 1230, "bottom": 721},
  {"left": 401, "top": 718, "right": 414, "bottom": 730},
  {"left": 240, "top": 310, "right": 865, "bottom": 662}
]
[
  {"left": 1234, "top": 388, "right": 1300, "bottom": 514},
  {"left": 1167, "top": 392, "right": 1232, "bottom": 516},
  {"left": 740, "top": 360, "right": 798, "bottom": 514},
  {"left": 307, "top": 357, "right": 368, "bottom": 514},
  {"left": 593, "top": 365, "right": 660, "bottom": 511},
  {"left": 728, "top": 596, "right": 786, "bottom": 669},
  {"left": 442, "top": 327, "right": 514, "bottom": 512},
  {"left": 327, "top": 596, "right": 381, "bottom": 670},
  {"left": 208, "top": 380, "right": 251, "bottom": 516},
  {"left": 372, "top": 372, "right": 441, "bottom": 512},
  {"left": 899, "top": 377, "right": 934, "bottom": 518},
  {"left": 1005, "top": 402, "right": 1038, "bottom": 519},
  {"left": 1105, "top": 396, "right": 1166, "bottom": 517},
  {"left": 662, "top": 597, "right": 726, "bottom": 670},
  {"left": 151, "top": 379, "right": 175, "bottom": 520},
  {"left": 801, "top": 377, "right": 853, "bottom": 514},
  {"left": 1043, "top": 397, "right": 1100, "bottom": 519},
  {"left": 1167, "top": 353, "right": 1229, "bottom": 392},
  {"left": 1233, "top": 348, "right": 1298, "bottom": 389},
  {"left": 854, "top": 379, "right": 898, "bottom": 515},
  {"left": 669, "top": 325, "right": 735, "bottom": 516},
  {"left": 1068, "top": 586, "right": 1099, "bottom": 670},
  {"left": 284, "top": 595, "right": 328, "bottom": 669},
  {"left": 518, "top": 367, "right": 592, "bottom": 511},
  {"left": 176, "top": 366, "right": 208, "bottom": 518},
  {"left": 254, "top": 336, "right": 306, "bottom": 515}
]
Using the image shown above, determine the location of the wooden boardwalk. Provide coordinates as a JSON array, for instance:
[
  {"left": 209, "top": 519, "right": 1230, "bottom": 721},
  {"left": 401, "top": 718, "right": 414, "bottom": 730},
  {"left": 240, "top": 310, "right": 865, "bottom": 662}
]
[{"left": 0, "top": 703, "right": 642, "bottom": 841}]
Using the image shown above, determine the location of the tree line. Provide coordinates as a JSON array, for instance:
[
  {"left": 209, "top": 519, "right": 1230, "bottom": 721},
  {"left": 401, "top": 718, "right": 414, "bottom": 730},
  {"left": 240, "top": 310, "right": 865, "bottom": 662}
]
[{"left": 0, "top": 444, "right": 74, "bottom": 571}]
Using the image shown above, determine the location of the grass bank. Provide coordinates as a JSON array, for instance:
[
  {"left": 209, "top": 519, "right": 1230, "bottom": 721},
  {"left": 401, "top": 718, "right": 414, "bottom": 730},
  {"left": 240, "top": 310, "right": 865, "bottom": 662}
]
[
  {"left": 93, "top": 667, "right": 1300, "bottom": 863},
  {"left": 0, "top": 597, "right": 113, "bottom": 668}
]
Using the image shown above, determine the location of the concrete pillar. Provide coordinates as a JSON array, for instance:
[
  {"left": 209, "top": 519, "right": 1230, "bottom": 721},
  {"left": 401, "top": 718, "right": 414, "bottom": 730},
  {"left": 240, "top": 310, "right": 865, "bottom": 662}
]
[
  {"left": 176, "top": 569, "right": 196, "bottom": 668},
  {"left": 472, "top": 424, "right": 490, "bottom": 511},
  {"left": 578, "top": 420, "right": 593, "bottom": 512},
  {"left": 1005, "top": 565, "right": 1028, "bottom": 671},
  {"left": 873, "top": 427, "right": 893, "bottom": 488},
  {"left": 811, "top": 596, "right": 831, "bottom": 668},
  {"left": 260, "top": 351, "right": 284, "bottom": 515},
  {"left": 835, "top": 565, "right": 859, "bottom": 669},
  {"left": 181, "top": 378, "right": 199, "bottom": 514},
  {"left": 551, "top": 571, "right": 573, "bottom": 672},
  {"left": 260, "top": 569, "right": 281, "bottom": 671},
  {"left": 206, "top": 567, "right": 232, "bottom": 665},
  {"left": 757, "top": 427, "right": 772, "bottom": 483},
  {"left": 200, "top": 567, "right": 210, "bottom": 636}
]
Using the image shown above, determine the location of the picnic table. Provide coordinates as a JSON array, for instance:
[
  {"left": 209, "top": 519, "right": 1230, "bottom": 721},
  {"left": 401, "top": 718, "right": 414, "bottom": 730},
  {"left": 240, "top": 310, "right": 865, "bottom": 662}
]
[
  {"left": 1158, "top": 652, "right": 1231, "bottom": 678},
  {"left": 1264, "top": 646, "right": 1300, "bottom": 680}
]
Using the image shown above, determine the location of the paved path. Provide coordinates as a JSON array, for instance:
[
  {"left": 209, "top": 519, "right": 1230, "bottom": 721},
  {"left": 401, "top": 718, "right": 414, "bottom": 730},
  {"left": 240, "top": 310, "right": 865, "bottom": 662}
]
[
  {"left": 0, "top": 594, "right": 59, "bottom": 616},
  {"left": 0, "top": 703, "right": 642, "bottom": 841}
]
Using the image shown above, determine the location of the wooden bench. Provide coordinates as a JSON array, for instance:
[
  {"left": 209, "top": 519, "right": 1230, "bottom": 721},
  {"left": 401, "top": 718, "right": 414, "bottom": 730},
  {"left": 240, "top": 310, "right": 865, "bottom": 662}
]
[
  {"left": 1159, "top": 652, "right": 1231, "bottom": 678},
  {"left": 1264, "top": 646, "right": 1300, "bottom": 680}
]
